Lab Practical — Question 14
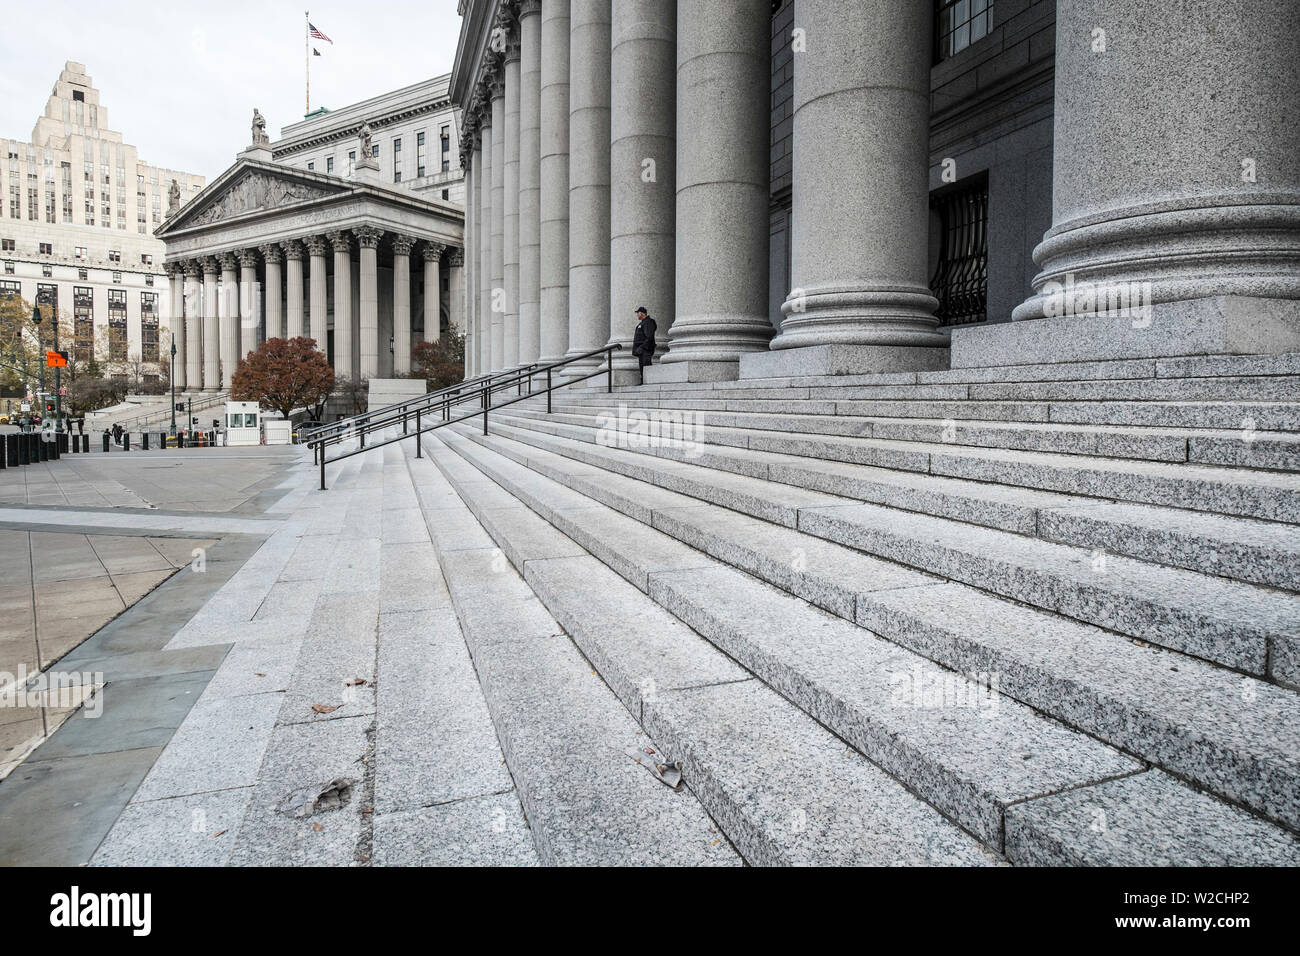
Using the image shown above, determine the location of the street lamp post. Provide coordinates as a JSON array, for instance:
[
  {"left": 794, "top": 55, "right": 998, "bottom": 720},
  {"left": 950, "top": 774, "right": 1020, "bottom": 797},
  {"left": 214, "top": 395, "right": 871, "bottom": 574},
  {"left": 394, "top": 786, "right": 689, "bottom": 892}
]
[
  {"left": 169, "top": 333, "right": 177, "bottom": 439},
  {"left": 32, "top": 305, "right": 45, "bottom": 403},
  {"left": 52, "top": 304, "right": 62, "bottom": 434}
]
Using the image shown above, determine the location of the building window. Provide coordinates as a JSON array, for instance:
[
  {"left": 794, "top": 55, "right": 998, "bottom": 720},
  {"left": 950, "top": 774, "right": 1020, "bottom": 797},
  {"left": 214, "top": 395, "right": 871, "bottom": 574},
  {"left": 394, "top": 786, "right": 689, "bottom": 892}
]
[
  {"left": 3, "top": 261, "right": 13, "bottom": 275},
  {"left": 929, "top": 174, "right": 989, "bottom": 326},
  {"left": 41, "top": 264, "right": 52, "bottom": 277},
  {"left": 417, "top": 132, "right": 426, "bottom": 177},
  {"left": 72, "top": 89, "right": 84, "bottom": 102},
  {"left": 141, "top": 253, "right": 152, "bottom": 266},
  {"left": 394, "top": 137, "right": 402, "bottom": 183},
  {"left": 141, "top": 291, "right": 159, "bottom": 361},
  {"left": 74, "top": 286, "right": 94, "bottom": 362},
  {"left": 440, "top": 125, "right": 450, "bottom": 172},
  {"left": 441, "top": 189, "right": 449, "bottom": 201},
  {"left": 372, "top": 143, "right": 379, "bottom": 159},
  {"left": 108, "top": 250, "right": 121, "bottom": 264},
  {"left": 348, "top": 151, "right": 356, "bottom": 176},
  {"left": 78, "top": 268, "right": 88, "bottom": 280},
  {"left": 936, "top": 0, "right": 993, "bottom": 60},
  {"left": 0, "top": 239, "right": 12, "bottom": 252},
  {"left": 8, "top": 184, "right": 19, "bottom": 219},
  {"left": 307, "top": 161, "right": 315, "bottom": 171},
  {"left": 1, "top": 279, "right": 20, "bottom": 297},
  {"left": 39, "top": 242, "right": 53, "bottom": 255},
  {"left": 145, "top": 274, "right": 154, "bottom": 286},
  {"left": 28, "top": 186, "right": 39, "bottom": 220},
  {"left": 108, "top": 288, "right": 127, "bottom": 362},
  {"left": 112, "top": 271, "right": 122, "bottom": 283},
  {"left": 326, "top": 156, "right": 334, "bottom": 174}
]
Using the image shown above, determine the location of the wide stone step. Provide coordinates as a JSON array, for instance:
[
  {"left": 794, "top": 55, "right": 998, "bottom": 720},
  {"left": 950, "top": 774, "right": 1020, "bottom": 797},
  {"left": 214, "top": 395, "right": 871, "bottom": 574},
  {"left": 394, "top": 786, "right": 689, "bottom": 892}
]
[
  {"left": 492, "top": 404, "right": 1300, "bottom": 523},
  {"left": 400, "top": 448, "right": 737, "bottom": 867},
  {"left": 407, "top": 437, "right": 1004, "bottom": 864},
  {"left": 427, "top": 425, "right": 1300, "bottom": 860},
  {"left": 446, "top": 422, "right": 1300, "bottom": 830}
]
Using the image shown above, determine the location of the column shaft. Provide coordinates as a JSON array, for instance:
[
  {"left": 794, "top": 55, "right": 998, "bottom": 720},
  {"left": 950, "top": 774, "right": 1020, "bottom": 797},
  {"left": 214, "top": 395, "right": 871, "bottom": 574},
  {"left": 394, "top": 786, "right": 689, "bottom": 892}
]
[
  {"left": 503, "top": 37, "right": 523, "bottom": 367},
  {"left": 238, "top": 251, "right": 259, "bottom": 363},
  {"left": 355, "top": 227, "right": 383, "bottom": 379},
  {"left": 168, "top": 268, "right": 186, "bottom": 390},
  {"left": 393, "top": 237, "right": 414, "bottom": 375},
  {"left": 539, "top": 0, "right": 572, "bottom": 364},
  {"left": 479, "top": 126, "right": 494, "bottom": 373},
  {"left": 183, "top": 263, "right": 202, "bottom": 389},
  {"left": 202, "top": 260, "right": 220, "bottom": 391},
  {"left": 449, "top": 251, "right": 465, "bottom": 339},
  {"left": 518, "top": 0, "right": 543, "bottom": 365},
  {"left": 305, "top": 236, "right": 330, "bottom": 353},
  {"left": 490, "top": 85, "right": 507, "bottom": 371},
  {"left": 331, "top": 232, "right": 354, "bottom": 381},
  {"left": 424, "top": 244, "right": 445, "bottom": 343},
  {"left": 219, "top": 253, "right": 239, "bottom": 388},
  {"left": 261, "top": 245, "right": 284, "bottom": 340},
  {"left": 284, "top": 240, "right": 306, "bottom": 339}
]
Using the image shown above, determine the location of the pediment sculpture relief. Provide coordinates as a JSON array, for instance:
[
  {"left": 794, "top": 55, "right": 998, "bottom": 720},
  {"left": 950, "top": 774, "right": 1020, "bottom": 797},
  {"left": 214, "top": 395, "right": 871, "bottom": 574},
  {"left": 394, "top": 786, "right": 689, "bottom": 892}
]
[{"left": 187, "top": 172, "right": 336, "bottom": 227}]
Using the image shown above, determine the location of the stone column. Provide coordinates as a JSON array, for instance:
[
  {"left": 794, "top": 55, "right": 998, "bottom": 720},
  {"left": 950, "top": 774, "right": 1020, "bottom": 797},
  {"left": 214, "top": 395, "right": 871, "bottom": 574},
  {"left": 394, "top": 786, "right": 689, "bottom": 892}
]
[
  {"left": 662, "top": 0, "right": 771, "bottom": 380},
  {"left": 183, "top": 261, "right": 202, "bottom": 389},
  {"left": 237, "top": 249, "right": 259, "bottom": 363},
  {"left": 997, "top": 0, "right": 1300, "bottom": 363},
  {"left": 503, "top": 19, "right": 523, "bottom": 368},
  {"left": 424, "top": 242, "right": 445, "bottom": 344},
  {"left": 539, "top": 0, "right": 572, "bottom": 365},
  {"left": 517, "top": 0, "right": 544, "bottom": 366},
  {"left": 305, "top": 235, "right": 330, "bottom": 352},
  {"left": 392, "top": 235, "right": 415, "bottom": 374},
  {"left": 260, "top": 244, "right": 283, "bottom": 341},
  {"left": 218, "top": 252, "right": 239, "bottom": 388},
  {"left": 449, "top": 250, "right": 466, "bottom": 337},
  {"left": 330, "top": 230, "right": 354, "bottom": 380},
  {"left": 490, "top": 71, "right": 507, "bottom": 371},
  {"left": 763, "top": 0, "right": 945, "bottom": 376},
  {"left": 464, "top": 156, "right": 479, "bottom": 375},
  {"left": 355, "top": 226, "right": 383, "bottom": 379},
  {"left": 563, "top": 0, "right": 612, "bottom": 377},
  {"left": 166, "top": 264, "right": 186, "bottom": 390},
  {"left": 478, "top": 118, "right": 494, "bottom": 374},
  {"left": 201, "top": 257, "right": 220, "bottom": 391},
  {"left": 608, "top": 0, "right": 675, "bottom": 378},
  {"left": 283, "top": 240, "right": 306, "bottom": 339}
]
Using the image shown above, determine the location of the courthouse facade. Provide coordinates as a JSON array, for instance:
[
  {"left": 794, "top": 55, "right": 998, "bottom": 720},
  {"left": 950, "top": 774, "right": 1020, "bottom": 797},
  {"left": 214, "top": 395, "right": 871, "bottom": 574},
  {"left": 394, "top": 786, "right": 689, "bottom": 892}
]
[{"left": 453, "top": 0, "right": 1300, "bottom": 381}]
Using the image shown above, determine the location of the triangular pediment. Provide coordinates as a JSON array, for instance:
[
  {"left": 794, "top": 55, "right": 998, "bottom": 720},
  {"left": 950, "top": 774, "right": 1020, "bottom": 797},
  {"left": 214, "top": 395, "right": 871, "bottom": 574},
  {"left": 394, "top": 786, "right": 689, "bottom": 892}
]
[{"left": 159, "top": 161, "right": 352, "bottom": 235}]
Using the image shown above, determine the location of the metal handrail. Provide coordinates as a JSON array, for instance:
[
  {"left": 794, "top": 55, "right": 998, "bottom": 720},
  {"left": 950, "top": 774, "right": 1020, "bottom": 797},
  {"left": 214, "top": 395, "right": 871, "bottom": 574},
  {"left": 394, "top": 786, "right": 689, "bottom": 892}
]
[{"left": 312, "top": 344, "right": 622, "bottom": 489}]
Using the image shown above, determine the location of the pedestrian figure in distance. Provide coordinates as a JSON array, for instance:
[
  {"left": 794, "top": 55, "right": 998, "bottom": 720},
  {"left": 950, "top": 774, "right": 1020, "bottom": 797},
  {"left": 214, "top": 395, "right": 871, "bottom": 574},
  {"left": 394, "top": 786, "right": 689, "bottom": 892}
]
[{"left": 632, "top": 306, "right": 657, "bottom": 385}]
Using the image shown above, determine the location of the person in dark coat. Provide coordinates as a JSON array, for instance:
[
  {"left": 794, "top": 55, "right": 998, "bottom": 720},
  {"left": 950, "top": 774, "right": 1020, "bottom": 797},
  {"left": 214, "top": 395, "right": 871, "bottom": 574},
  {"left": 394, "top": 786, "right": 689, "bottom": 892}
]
[{"left": 631, "top": 306, "right": 657, "bottom": 383}]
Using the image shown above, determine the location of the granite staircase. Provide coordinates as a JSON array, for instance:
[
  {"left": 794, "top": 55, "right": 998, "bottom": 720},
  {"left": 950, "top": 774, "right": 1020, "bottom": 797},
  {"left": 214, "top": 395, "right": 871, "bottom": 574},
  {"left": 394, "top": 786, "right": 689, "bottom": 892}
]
[{"left": 387, "top": 350, "right": 1300, "bottom": 865}]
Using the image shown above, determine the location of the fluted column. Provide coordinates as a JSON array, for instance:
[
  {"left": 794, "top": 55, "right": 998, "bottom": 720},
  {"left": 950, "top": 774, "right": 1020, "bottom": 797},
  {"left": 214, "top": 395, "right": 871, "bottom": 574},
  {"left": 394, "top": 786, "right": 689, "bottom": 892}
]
[
  {"left": 201, "top": 257, "right": 220, "bottom": 391},
  {"left": 260, "top": 244, "right": 283, "bottom": 341},
  {"left": 517, "top": 0, "right": 543, "bottom": 366},
  {"left": 283, "top": 239, "right": 305, "bottom": 339},
  {"left": 237, "top": 249, "right": 259, "bottom": 363},
  {"left": 305, "top": 235, "right": 330, "bottom": 352},
  {"left": 563, "top": 0, "right": 612, "bottom": 377},
  {"left": 608, "top": 0, "right": 675, "bottom": 375},
  {"left": 449, "top": 250, "right": 465, "bottom": 338},
  {"left": 490, "top": 70, "right": 507, "bottom": 371},
  {"left": 330, "top": 230, "right": 354, "bottom": 381},
  {"left": 767, "top": 0, "right": 945, "bottom": 372},
  {"left": 218, "top": 252, "right": 239, "bottom": 388},
  {"left": 354, "top": 226, "right": 383, "bottom": 379},
  {"left": 464, "top": 155, "right": 479, "bottom": 375},
  {"left": 470, "top": 135, "right": 485, "bottom": 374},
  {"left": 424, "top": 242, "right": 445, "bottom": 344},
  {"left": 183, "top": 261, "right": 202, "bottom": 389},
  {"left": 1003, "top": 0, "right": 1300, "bottom": 361},
  {"left": 539, "top": 0, "right": 572, "bottom": 365},
  {"left": 664, "top": 0, "right": 771, "bottom": 377},
  {"left": 480, "top": 114, "right": 495, "bottom": 373},
  {"left": 166, "top": 264, "right": 186, "bottom": 390},
  {"left": 392, "top": 235, "right": 415, "bottom": 373},
  {"left": 503, "top": 18, "right": 523, "bottom": 368}
]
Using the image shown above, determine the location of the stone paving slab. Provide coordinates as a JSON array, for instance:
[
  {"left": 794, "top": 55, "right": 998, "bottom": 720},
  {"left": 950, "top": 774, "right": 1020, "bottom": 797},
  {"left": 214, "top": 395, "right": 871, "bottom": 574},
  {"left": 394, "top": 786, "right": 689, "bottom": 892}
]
[
  {"left": 371, "top": 794, "right": 538, "bottom": 866},
  {"left": 92, "top": 786, "right": 254, "bottom": 867}
]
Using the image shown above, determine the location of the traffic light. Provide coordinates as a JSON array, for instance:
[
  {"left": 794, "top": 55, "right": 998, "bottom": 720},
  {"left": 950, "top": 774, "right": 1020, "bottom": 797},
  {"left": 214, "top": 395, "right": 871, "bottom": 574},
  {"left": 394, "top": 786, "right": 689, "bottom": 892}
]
[{"left": 45, "top": 399, "right": 55, "bottom": 413}]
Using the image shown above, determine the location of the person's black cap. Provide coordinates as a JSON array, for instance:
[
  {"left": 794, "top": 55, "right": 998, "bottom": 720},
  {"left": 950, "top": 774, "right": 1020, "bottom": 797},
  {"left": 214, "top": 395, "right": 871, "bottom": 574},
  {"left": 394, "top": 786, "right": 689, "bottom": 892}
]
[{"left": 635, "top": 306, "right": 647, "bottom": 315}]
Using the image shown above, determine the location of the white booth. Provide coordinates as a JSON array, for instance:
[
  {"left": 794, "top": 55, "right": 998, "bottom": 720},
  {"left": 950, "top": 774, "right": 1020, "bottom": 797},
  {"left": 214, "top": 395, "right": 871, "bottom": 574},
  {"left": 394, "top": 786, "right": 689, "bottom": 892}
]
[{"left": 224, "top": 401, "right": 261, "bottom": 447}]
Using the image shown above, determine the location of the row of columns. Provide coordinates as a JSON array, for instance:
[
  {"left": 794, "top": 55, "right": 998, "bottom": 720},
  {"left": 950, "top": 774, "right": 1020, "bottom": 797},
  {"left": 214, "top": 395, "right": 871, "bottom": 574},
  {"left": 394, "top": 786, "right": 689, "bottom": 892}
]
[{"left": 164, "top": 233, "right": 460, "bottom": 391}]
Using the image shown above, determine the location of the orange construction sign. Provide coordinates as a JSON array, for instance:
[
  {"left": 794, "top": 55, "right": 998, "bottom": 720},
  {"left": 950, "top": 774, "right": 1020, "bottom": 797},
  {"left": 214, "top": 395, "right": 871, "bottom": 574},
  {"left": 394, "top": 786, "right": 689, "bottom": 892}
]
[{"left": 46, "top": 350, "right": 68, "bottom": 368}]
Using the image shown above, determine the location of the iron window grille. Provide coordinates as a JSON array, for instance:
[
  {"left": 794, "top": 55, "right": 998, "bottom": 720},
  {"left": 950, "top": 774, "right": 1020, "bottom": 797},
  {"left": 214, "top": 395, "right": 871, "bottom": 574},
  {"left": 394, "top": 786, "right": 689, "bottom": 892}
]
[{"left": 929, "top": 174, "right": 989, "bottom": 326}]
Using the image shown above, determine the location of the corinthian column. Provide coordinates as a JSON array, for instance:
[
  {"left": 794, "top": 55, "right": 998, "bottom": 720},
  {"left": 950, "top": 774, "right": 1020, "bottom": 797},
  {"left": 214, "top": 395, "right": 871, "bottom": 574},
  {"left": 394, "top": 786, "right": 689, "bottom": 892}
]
[
  {"left": 392, "top": 235, "right": 416, "bottom": 374},
  {"left": 305, "top": 235, "right": 330, "bottom": 352},
  {"left": 237, "top": 249, "right": 259, "bottom": 362},
  {"left": 449, "top": 250, "right": 465, "bottom": 338},
  {"left": 538, "top": 0, "right": 572, "bottom": 365},
  {"left": 479, "top": 111, "right": 494, "bottom": 373},
  {"left": 517, "top": 0, "right": 543, "bottom": 366},
  {"left": 490, "top": 68, "right": 507, "bottom": 370},
  {"left": 330, "top": 230, "right": 354, "bottom": 380},
  {"left": 424, "top": 242, "right": 446, "bottom": 344},
  {"left": 183, "top": 261, "right": 202, "bottom": 389},
  {"left": 503, "top": 17, "right": 523, "bottom": 368},
  {"left": 202, "top": 257, "right": 220, "bottom": 391},
  {"left": 663, "top": 0, "right": 770, "bottom": 381},
  {"left": 355, "top": 226, "right": 383, "bottom": 379},
  {"left": 608, "top": 0, "right": 675, "bottom": 378},
  {"left": 260, "top": 244, "right": 283, "bottom": 340},
  {"left": 762, "top": 0, "right": 946, "bottom": 377},
  {"left": 282, "top": 239, "right": 305, "bottom": 339},
  {"left": 218, "top": 252, "right": 239, "bottom": 388},
  {"left": 166, "top": 263, "right": 186, "bottom": 390},
  {"left": 563, "top": 0, "right": 612, "bottom": 378}
]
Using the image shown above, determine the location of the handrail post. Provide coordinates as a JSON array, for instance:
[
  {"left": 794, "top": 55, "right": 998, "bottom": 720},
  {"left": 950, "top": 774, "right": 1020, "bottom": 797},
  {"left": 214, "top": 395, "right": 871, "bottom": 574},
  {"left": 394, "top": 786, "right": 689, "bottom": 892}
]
[
  {"left": 320, "top": 446, "right": 326, "bottom": 490},
  {"left": 608, "top": 350, "right": 614, "bottom": 393},
  {"left": 547, "top": 368, "right": 552, "bottom": 414},
  {"left": 416, "top": 410, "right": 422, "bottom": 457}
]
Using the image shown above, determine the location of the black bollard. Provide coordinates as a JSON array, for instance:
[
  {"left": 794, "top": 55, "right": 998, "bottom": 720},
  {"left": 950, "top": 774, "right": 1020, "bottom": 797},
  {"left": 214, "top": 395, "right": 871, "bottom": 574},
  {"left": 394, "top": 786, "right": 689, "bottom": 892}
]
[
  {"left": 38, "top": 435, "right": 48, "bottom": 461},
  {"left": 49, "top": 435, "right": 58, "bottom": 460},
  {"left": 142, "top": 433, "right": 150, "bottom": 451},
  {"left": 82, "top": 434, "right": 89, "bottom": 453}
]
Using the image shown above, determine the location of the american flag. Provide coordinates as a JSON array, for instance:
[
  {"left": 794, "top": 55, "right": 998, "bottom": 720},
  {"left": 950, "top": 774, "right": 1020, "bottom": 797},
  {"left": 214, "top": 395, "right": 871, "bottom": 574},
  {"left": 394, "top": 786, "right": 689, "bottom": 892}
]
[{"left": 309, "top": 22, "right": 332, "bottom": 43}]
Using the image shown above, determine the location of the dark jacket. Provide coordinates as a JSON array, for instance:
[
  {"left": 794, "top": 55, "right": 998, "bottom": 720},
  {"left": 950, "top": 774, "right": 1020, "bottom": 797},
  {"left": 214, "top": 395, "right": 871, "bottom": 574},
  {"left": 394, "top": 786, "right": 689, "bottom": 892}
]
[{"left": 632, "top": 316, "right": 657, "bottom": 367}]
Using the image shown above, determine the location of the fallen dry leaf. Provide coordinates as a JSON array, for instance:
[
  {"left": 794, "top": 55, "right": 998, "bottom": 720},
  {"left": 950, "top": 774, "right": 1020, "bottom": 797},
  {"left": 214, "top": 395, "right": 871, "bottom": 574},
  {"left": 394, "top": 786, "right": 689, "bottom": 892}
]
[
  {"left": 210, "top": 829, "right": 227, "bottom": 838},
  {"left": 312, "top": 823, "right": 324, "bottom": 832},
  {"left": 255, "top": 673, "right": 266, "bottom": 678},
  {"left": 312, "top": 704, "right": 339, "bottom": 714},
  {"left": 345, "top": 678, "right": 367, "bottom": 686}
]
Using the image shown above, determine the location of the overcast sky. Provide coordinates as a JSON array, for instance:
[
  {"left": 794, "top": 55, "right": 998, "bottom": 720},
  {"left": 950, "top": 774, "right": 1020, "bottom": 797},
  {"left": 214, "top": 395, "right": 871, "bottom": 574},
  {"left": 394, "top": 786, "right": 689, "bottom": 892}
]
[{"left": 0, "top": 0, "right": 464, "bottom": 181}]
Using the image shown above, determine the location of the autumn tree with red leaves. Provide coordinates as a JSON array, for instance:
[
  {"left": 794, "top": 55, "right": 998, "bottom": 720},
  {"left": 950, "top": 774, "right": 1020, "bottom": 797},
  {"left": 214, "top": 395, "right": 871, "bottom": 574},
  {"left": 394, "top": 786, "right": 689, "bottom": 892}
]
[{"left": 231, "top": 336, "right": 335, "bottom": 419}]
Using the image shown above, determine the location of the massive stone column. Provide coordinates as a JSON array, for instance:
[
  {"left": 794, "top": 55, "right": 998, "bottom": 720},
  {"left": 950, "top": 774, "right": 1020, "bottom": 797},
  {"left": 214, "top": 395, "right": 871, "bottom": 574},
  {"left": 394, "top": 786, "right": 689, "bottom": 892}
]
[
  {"left": 662, "top": 0, "right": 771, "bottom": 381},
  {"left": 424, "top": 242, "right": 445, "bottom": 344},
  {"left": 490, "top": 71, "right": 507, "bottom": 371},
  {"left": 517, "top": 0, "right": 543, "bottom": 367},
  {"left": 608, "top": 0, "right": 675, "bottom": 378},
  {"left": 218, "top": 252, "right": 239, "bottom": 388},
  {"left": 449, "top": 250, "right": 465, "bottom": 338},
  {"left": 503, "top": 20, "right": 523, "bottom": 368},
  {"left": 538, "top": 0, "right": 572, "bottom": 365},
  {"left": 330, "top": 230, "right": 354, "bottom": 380},
  {"left": 992, "top": 0, "right": 1300, "bottom": 365},
  {"left": 479, "top": 115, "right": 494, "bottom": 374},
  {"left": 283, "top": 240, "right": 305, "bottom": 339},
  {"left": 260, "top": 244, "right": 283, "bottom": 341},
  {"left": 166, "top": 264, "right": 186, "bottom": 390},
  {"left": 355, "top": 226, "right": 383, "bottom": 379},
  {"left": 183, "top": 261, "right": 202, "bottom": 389},
  {"left": 305, "top": 236, "right": 330, "bottom": 353},
  {"left": 762, "top": 0, "right": 945, "bottom": 377},
  {"left": 391, "top": 235, "right": 415, "bottom": 375},
  {"left": 201, "top": 257, "right": 220, "bottom": 391},
  {"left": 563, "top": 0, "right": 612, "bottom": 377},
  {"left": 464, "top": 156, "right": 479, "bottom": 375},
  {"left": 237, "top": 249, "right": 259, "bottom": 363}
]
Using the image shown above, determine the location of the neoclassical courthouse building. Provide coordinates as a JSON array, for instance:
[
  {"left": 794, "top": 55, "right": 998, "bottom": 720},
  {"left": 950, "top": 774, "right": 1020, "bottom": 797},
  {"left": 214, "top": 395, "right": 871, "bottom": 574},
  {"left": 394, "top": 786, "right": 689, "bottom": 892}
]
[
  {"left": 453, "top": 0, "right": 1300, "bottom": 382},
  {"left": 156, "top": 76, "right": 467, "bottom": 392}
]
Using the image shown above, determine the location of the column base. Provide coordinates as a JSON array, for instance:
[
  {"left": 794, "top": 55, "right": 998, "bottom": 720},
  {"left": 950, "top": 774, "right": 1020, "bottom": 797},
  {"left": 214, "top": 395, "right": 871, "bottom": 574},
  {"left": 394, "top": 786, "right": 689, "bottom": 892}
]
[
  {"left": 740, "top": 344, "right": 949, "bottom": 379},
  {"left": 952, "top": 296, "right": 1300, "bottom": 369},
  {"left": 643, "top": 361, "right": 738, "bottom": 384}
]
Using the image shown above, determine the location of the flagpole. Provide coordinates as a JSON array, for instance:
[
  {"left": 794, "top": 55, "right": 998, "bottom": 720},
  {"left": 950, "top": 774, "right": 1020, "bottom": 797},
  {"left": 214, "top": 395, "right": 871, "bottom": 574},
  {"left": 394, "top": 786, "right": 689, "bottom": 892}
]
[{"left": 305, "top": 10, "right": 310, "bottom": 114}]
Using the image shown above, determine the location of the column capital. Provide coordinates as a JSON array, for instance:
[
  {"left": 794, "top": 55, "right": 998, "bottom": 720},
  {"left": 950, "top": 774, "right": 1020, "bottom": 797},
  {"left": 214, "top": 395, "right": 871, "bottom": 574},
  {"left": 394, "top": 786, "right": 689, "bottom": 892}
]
[
  {"left": 259, "top": 243, "right": 283, "bottom": 264},
  {"left": 518, "top": 0, "right": 541, "bottom": 18},
  {"left": 449, "top": 250, "right": 464, "bottom": 267},
  {"left": 328, "top": 230, "right": 352, "bottom": 254},
  {"left": 236, "top": 249, "right": 259, "bottom": 269},
  {"left": 218, "top": 252, "right": 238, "bottom": 272},
  {"left": 423, "top": 241, "right": 447, "bottom": 262},
  {"left": 281, "top": 238, "right": 305, "bottom": 260},
  {"left": 163, "top": 262, "right": 181, "bottom": 278},
  {"left": 183, "top": 260, "right": 202, "bottom": 278},
  {"left": 303, "top": 235, "right": 331, "bottom": 257},
  {"left": 391, "top": 234, "right": 417, "bottom": 256},
  {"left": 353, "top": 225, "right": 384, "bottom": 249}
]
